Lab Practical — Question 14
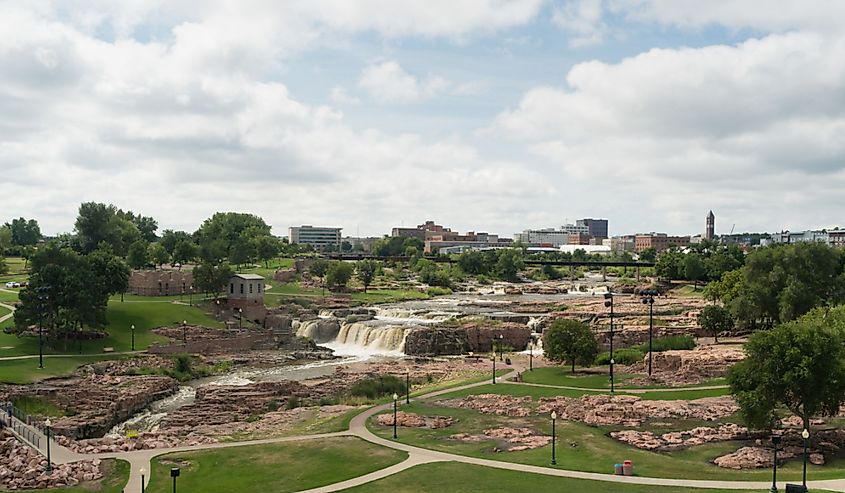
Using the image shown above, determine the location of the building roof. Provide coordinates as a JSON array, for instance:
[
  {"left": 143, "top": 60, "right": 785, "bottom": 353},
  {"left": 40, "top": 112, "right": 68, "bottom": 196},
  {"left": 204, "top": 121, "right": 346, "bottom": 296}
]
[{"left": 233, "top": 273, "right": 265, "bottom": 280}]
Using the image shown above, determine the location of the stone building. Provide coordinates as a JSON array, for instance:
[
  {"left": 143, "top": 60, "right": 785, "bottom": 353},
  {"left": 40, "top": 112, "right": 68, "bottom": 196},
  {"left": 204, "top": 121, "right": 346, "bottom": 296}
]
[
  {"left": 128, "top": 270, "right": 194, "bottom": 296},
  {"left": 226, "top": 273, "right": 267, "bottom": 324},
  {"left": 705, "top": 211, "right": 715, "bottom": 240},
  {"left": 634, "top": 233, "right": 691, "bottom": 253}
]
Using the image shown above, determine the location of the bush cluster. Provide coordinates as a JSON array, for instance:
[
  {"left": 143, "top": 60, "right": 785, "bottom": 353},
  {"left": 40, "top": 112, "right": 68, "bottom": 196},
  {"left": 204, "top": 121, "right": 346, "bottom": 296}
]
[{"left": 349, "top": 375, "right": 406, "bottom": 400}]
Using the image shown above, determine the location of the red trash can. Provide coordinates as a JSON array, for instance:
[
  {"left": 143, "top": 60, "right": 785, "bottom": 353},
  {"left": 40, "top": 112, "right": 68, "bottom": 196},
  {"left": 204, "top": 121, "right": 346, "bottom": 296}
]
[{"left": 623, "top": 460, "right": 634, "bottom": 476}]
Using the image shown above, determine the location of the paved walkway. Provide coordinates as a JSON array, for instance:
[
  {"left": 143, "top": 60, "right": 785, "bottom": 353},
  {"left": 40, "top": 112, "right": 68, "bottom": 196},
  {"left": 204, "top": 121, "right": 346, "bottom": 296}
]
[
  {"left": 0, "top": 301, "right": 15, "bottom": 325},
  {"left": 23, "top": 366, "right": 845, "bottom": 493},
  {"left": 503, "top": 379, "right": 730, "bottom": 394}
]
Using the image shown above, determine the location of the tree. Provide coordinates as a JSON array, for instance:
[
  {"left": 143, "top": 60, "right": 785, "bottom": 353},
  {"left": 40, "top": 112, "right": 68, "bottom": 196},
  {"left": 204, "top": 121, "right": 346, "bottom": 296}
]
[
  {"left": 724, "top": 243, "right": 845, "bottom": 329},
  {"left": 541, "top": 264, "right": 562, "bottom": 280},
  {"left": 356, "top": 260, "right": 379, "bottom": 292},
  {"left": 228, "top": 237, "right": 255, "bottom": 267},
  {"left": 148, "top": 243, "right": 170, "bottom": 269},
  {"left": 326, "top": 261, "right": 354, "bottom": 290},
  {"left": 638, "top": 247, "right": 657, "bottom": 263},
  {"left": 728, "top": 306, "right": 845, "bottom": 431},
  {"left": 683, "top": 253, "right": 707, "bottom": 289},
  {"left": 194, "top": 212, "right": 271, "bottom": 263},
  {"left": 5, "top": 217, "right": 41, "bottom": 246},
  {"left": 0, "top": 226, "right": 11, "bottom": 252},
  {"left": 127, "top": 240, "right": 150, "bottom": 269},
  {"left": 172, "top": 240, "right": 198, "bottom": 267},
  {"left": 655, "top": 248, "right": 684, "bottom": 280},
  {"left": 310, "top": 259, "right": 330, "bottom": 296},
  {"left": 458, "top": 251, "right": 487, "bottom": 275},
  {"left": 0, "top": 257, "right": 7, "bottom": 275},
  {"left": 495, "top": 249, "right": 524, "bottom": 282},
  {"left": 253, "top": 235, "right": 280, "bottom": 267},
  {"left": 543, "top": 319, "right": 599, "bottom": 373},
  {"left": 697, "top": 305, "right": 733, "bottom": 342},
  {"left": 74, "top": 202, "right": 142, "bottom": 255},
  {"left": 192, "top": 262, "right": 234, "bottom": 300},
  {"left": 160, "top": 230, "right": 193, "bottom": 255}
]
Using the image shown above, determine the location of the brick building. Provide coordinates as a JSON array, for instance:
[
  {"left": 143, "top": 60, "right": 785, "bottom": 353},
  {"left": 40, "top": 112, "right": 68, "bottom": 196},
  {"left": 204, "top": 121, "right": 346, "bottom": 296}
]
[
  {"left": 634, "top": 233, "right": 691, "bottom": 253},
  {"left": 128, "top": 270, "right": 194, "bottom": 296}
]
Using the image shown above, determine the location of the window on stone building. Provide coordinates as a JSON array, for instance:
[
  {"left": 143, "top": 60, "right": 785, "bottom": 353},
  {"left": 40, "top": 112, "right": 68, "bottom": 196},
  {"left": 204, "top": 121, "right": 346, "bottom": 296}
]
[
  {"left": 240, "top": 284, "right": 244, "bottom": 294},
  {"left": 230, "top": 283, "right": 234, "bottom": 294}
]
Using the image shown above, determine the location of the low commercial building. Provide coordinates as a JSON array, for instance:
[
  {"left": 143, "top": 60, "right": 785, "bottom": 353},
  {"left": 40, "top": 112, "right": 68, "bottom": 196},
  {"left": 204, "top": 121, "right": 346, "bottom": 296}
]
[
  {"left": 603, "top": 236, "right": 635, "bottom": 253},
  {"left": 288, "top": 225, "right": 342, "bottom": 250},
  {"left": 634, "top": 233, "right": 691, "bottom": 253},
  {"left": 392, "top": 220, "right": 451, "bottom": 242},
  {"left": 514, "top": 228, "right": 570, "bottom": 247},
  {"left": 576, "top": 218, "right": 609, "bottom": 240}
]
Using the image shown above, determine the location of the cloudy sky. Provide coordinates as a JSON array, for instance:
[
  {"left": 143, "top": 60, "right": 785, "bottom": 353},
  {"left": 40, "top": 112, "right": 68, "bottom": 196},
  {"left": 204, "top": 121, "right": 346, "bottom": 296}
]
[{"left": 2, "top": 1, "right": 844, "bottom": 238}]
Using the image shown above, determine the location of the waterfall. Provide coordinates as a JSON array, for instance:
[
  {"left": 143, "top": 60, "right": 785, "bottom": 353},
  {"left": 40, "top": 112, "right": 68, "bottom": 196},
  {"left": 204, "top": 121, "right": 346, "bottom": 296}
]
[{"left": 335, "top": 322, "right": 412, "bottom": 351}]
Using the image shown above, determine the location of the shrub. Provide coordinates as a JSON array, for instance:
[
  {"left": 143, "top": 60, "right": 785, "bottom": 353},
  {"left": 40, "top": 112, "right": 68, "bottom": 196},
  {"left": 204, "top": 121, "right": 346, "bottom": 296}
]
[
  {"left": 425, "top": 286, "right": 452, "bottom": 296},
  {"left": 634, "top": 335, "right": 695, "bottom": 352},
  {"left": 286, "top": 396, "right": 301, "bottom": 410},
  {"left": 318, "top": 396, "right": 339, "bottom": 406},
  {"left": 349, "top": 375, "right": 406, "bottom": 400},
  {"left": 596, "top": 348, "right": 645, "bottom": 365},
  {"left": 173, "top": 354, "right": 192, "bottom": 374}
]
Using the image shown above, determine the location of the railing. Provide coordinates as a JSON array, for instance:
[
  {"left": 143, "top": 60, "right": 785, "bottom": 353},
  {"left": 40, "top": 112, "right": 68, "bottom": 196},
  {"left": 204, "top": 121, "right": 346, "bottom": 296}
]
[{"left": 1, "top": 403, "right": 45, "bottom": 454}]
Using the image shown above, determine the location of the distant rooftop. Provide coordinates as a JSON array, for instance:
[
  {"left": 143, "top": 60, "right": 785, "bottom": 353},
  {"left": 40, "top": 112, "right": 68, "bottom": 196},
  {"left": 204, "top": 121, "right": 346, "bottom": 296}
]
[{"left": 233, "top": 273, "right": 265, "bottom": 280}]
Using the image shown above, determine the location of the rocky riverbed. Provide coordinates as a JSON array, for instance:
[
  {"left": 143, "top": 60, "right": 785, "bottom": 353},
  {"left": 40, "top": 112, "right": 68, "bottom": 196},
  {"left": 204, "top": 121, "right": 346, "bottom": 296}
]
[{"left": 0, "top": 431, "right": 103, "bottom": 490}]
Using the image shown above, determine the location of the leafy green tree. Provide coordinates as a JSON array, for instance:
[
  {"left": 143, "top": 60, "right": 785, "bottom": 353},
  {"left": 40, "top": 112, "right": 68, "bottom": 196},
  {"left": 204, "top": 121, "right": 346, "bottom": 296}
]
[
  {"left": 414, "top": 258, "right": 452, "bottom": 288},
  {"left": 726, "top": 243, "right": 845, "bottom": 328},
  {"left": 74, "top": 202, "right": 142, "bottom": 255},
  {"left": 192, "top": 262, "right": 234, "bottom": 300},
  {"left": 160, "top": 230, "right": 193, "bottom": 255},
  {"left": 495, "top": 249, "right": 524, "bottom": 282},
  {"left": 148, "top": 243, "right": 170, "bottom": 269},
  {"left": 326, "top": 261, "right": 354, "bottom": 290},
  {"left": 228, "top": 236, "right": 255, "bottom": 267},
  {"left": 253, "top": 235, "right": 280, "bottom": 267},
  {"left": 127, "top": 240, "right": 150, "bottom": 269},
  {"left": 341, "top": 240, "right": 352, "bottom": 252},
  {"left": 310, "top": 259, "right": 330, "bottom": 296},
  {"left": 458, "top": 251, "right": 487, "bottom": 275},
  {"left": 194, "top": 212, "right": 271, "bottom": 263},
  {"left": 356, "top": 260, "right": 379, "bottom": 292},
  {"left": 541, "top": 264, "right": 562, "bottom": 280},
  {"left": 0, "top": 226, "right": 12, "bottom": 252},
  {"left": 655, "top": 248, "right": 684, "bottom": 280},
  {"left": 172, "top": 240, "right": 198, "bottom": 267},
  {"left": 0, "top": 256, "right": 7, "bottom": 275},
  {"left": 697, "top": 305, "right": 733, "bottom": 342},
  {"left": 638, "top": 247, "right": 657, "bottom": 263},
  {"left": 4, "top": 217, "right": 41, "bottom": 246},
  {"left": 683, "top": 253, "right": 707, "bottom": 289},
  {"left": 543, "top": 319, "right": 599, "bottom": 373},
  {"left": 728, "top": 306, "right": 845, "bottom": 431}
]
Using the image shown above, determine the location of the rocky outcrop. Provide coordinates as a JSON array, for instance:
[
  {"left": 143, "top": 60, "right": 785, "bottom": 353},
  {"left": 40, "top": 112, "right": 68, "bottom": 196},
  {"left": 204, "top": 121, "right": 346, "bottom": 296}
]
[
  {"left": 376, "top": 411, "right": 453, "bottom": 429},
  {"left": 450, "top": 427, "right": 552, "bottom": 452},
  {"left": 404, "top": 328, "right": 468, "bottom": 356},
  {"left": 0, "top": 432, "right": 103, "bottom": 490},
  {"left": 442, "top": 394, "right": 533, "bottom": 417},
  {"left": 714, "top": 447, "right": 790, "bottom": 469},
  {"left": 625, "top": 345, "right": 746, "bottom": 386},
  {"left": 159, "top": 381, "right": 317, "bottom": 433},
  {"left": 611, "top": 424, "right": 748, "bottom": 451},
  {"left": 60, "top": 432, "right": 215, "bottom": 454},
  {"left": 537, "top": 395, "right": 738, "bottom": 427},
  {"left": 3, "top": 374, "right": 179, "bottom": 440}
]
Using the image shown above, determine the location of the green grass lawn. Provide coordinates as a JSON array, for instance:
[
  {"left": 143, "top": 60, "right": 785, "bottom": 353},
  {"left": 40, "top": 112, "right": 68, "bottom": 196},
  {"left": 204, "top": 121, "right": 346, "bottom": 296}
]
[
  {"left": 340, "top": 462, "right": 770, "bottom": 493},
  {"left": 0, "top": 305, "right": 10, "bottom": 319},
  {"left": 444, "top": 382, "right": 729, "bottom": 401},
  {"left": 265, "top": 282, "right": 324, "bottom": 297},
  {"left": 671, "top": 285, "right": 705, "bottom": 298},
  {"left": 0, "top": 290, "right": 19, "bottom": 303},
  {"left": 144, "top": 437, "right": 407, "bottom": 493},
  {"left": 369, "top": 399, "right": 845, "bottom": 482},
  {"left": 0, "top": 355, "right": 126, "bottom": 384},
  {"left": 19, "top": 459, "right": 130, "bottom": 493},
  {"left": 351, "top": 289, "right": 430, "bottom": 304}
]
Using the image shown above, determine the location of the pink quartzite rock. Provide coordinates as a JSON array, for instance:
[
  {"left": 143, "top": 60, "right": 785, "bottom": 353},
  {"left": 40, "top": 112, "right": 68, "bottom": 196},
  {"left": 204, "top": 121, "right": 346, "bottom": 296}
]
[
  {"left": 441, "top": 394, "right": 532, "bottom": 417},
  {"left": 376, "top": 411, "right": 453, "bottom": 429}
]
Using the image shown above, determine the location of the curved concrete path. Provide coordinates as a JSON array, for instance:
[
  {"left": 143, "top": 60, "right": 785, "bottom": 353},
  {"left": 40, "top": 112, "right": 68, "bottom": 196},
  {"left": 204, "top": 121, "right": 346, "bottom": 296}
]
[{"left": 29, "top": 366, "right": 845, "bottom": 493}]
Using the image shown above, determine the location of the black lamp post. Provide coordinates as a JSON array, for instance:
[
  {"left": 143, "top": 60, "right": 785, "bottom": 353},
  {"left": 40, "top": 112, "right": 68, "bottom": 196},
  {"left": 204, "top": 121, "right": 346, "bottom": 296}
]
[
  {"left": 182, "top": 320, "right": 187, "bottom": 344},
  {"left": 392, "top": 393, "right": 399, "bottom": 439},
  {"left": 238, "top": 308, "right": 243, "bottom": 329},
  {"left": 604, "top": 292, "right": 614, "bottom": 389},
  {"left": 771, "top": 435, "right": 782, "bottom": 493},
  {"left": 491, "top": 351, "right": 496, "bottom": 384},
  {"left": 550, "top": 411, "right": 557, "bottom": 465},
  {"left": 406, "top": 372, "right": 410, "bottom": 405},
  {"left": 131, "top": 324, "right": 136, "bottom": 352},
  {"left": 189, "top": 285, "right": 194, "bottom": 306},
  {"left": 641, "top": 290, "right": 656, "bottom": 376},
  {"left": 529, "top": 341, "right": 534, "bottom": 371},
  {"left": 802, "top": 428, "right": 810, "bottom": 489},
  {"left": 140, "top": 467, "right": 146, "bottom": 493},
  {"left": 36, "top": 286, "right": 50, "bottom": 370},
  {"left": 170, "top": 467, "right": 180, "bottom": 493},
  {"left": 44, "top": 418, "right": 52, "bottom": 474}
]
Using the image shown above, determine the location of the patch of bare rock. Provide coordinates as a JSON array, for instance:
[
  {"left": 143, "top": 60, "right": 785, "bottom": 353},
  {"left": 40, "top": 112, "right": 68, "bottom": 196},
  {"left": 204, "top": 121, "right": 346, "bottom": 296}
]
[
  {"left": 441, "top": 394, "right": 533, "bottom": 417},
  {"left": 0, "top": 431, "right": 103, "bottom": 490},
  {"left": 537, "top": 395, "right": 738, "bottom": 427},
  {"left": 449, "top": 427, "right": 551, "bottom": 452},
  {"left": 376, "top": 411, "right": 453, "bottom": 429},
  {"left": 611, "top": 424, "right": 748, "bottom": 451},
  {"left": 625, "top": 345, "right": 745, "bottom": 386}
]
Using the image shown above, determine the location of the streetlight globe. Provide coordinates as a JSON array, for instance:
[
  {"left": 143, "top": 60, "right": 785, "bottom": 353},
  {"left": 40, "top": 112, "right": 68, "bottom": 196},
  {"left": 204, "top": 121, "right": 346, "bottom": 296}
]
[
  {"left": 45, "top": 418, "right": 51, "bottom": 427},
  {"left": 551, "top": 411, "right": 557, "bottom": 420},
  {"left": 610, "top": 359, "right": 615, "bottom": 365},
  {"left": 140, "top": 467, "right": 146, "bottom": 475},
  {"left": 131, "top": 324, "right": 135, "bottom": 330},
  {"left": 392, "top": 393, "right": 399, "bottom": 401},
  {"left": 182, "top": 320, "right": 187, "bottom": 325},
  {"left": 802, "top": 429, "right": 810, "bottom": 439}
]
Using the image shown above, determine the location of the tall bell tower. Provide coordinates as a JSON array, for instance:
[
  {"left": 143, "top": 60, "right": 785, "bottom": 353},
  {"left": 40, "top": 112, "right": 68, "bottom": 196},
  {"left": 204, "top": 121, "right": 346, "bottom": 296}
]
[{"left": 705, "top": 211, "right": 715, "bottom": 241}]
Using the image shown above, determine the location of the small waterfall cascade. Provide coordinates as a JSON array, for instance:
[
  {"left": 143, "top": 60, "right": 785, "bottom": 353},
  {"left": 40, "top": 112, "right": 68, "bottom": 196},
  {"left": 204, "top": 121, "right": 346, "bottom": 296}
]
[{"left": 334, "top": 322, "right": 412, "bottom": 351}]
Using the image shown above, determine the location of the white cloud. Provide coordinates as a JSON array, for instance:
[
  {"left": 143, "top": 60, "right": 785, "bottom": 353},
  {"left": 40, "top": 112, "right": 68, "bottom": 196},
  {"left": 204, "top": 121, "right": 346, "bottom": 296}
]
[
  {"left": 552, "top": 0, "right": 609, "bottom": 47},
  {"left": 358, "top": 61, "right": 450, "bottom": 104},
  {"left": 329, "top": 86, "right": 360, "bottom": 105},
  {"left": 495, "top": 31, "right": 845, "bottom": 232}
]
